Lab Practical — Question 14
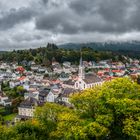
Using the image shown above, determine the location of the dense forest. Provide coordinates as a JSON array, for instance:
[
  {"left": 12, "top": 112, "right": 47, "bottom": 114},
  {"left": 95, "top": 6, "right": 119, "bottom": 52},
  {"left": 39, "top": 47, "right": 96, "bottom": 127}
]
[
  {"left": 0, "top": 78, "right": 140, "bottom": 140},
  {"left": 0, "top": 43, "right": 128, "bottom": 66},
  {"left": 59, "top": 41, "right": 140, "bottom": 58}
]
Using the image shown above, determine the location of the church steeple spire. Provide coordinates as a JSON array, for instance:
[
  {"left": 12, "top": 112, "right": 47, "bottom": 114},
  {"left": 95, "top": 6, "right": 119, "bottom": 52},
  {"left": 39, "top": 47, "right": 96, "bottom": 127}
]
[
  {"left": 80, "top": 52, "right": 83, "bottom": 67},
  {"left": 78, "top": 50, "right": 85, "bottom": 79}
]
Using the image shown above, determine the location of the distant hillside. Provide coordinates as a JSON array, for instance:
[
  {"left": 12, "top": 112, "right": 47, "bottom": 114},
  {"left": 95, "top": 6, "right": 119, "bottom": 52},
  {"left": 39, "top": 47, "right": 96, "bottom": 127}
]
[
  {"left": 0, "top": 42, "right": 139, "bottom": 64},
  {"left": 59, "top": 41, "right": 140, "bottom": 58},
  {"left": 59, "top": 41, "right": 140, "bottom": 51},
  {"left": 0, "top": 43, "right": 125, "bottom": 64}
]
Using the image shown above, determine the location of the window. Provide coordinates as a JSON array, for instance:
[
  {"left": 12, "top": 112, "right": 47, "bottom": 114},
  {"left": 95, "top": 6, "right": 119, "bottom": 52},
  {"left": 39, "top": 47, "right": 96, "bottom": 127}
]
[{"left": 84, "top": 84, "right": 86, "bottom": 89}]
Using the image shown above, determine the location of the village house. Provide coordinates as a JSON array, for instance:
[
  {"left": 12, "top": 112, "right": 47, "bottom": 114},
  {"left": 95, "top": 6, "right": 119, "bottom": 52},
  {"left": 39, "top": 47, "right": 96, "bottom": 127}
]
[
  {"left": 45, "top": 67, "right": 53, "bottom": 75},
  {"left": 34, "top": 74, "right": 44, "bottom": 81},
  {"left": 26, "top": 72, "right": 34, "bottom": 79},
  {"left": 31, "top": 65, "right": 39, "bottom": 72},
  {"left": 16, "top": 66, "right": 25, "bottom": 74},
  {"left": 70, "top": 65, "right": 78, "bottom": 73},
  {"left": 0, "top": 92, "right": 12, "bottom": 106},
  {"left": 9, "top": 80, "right": 21, "bottom": 88},
  {"left": 56, "top": 88, "right": 79, "bottom": 105},
  {"left": 63, "top": 61, "right": 71, "bottom": 67},
  {"left": 0, "top": 63, "right": 11, "bottom": 71},
  {"left": 52, "top": 63, "right": 63, "bottom": 74},
  {"left": 23, "top": 83, "right": 30, "bottom": 90},
  {"left": 59, "top": 72, "right": 70, "bottom": 81},
  {"left": 62, "top": 61, "right": 71, "bottom": 73},
  {"left": 39, "top": 88, "right": 50, "bottom": 103},
  {"left": 46, "top": 85, "right": 62, "bottom": 102},
  {"left": 18, "top": 76, "right": 29, "bottom": 84},
  {"left": 24, "top": 90, "right": 39, "bottom": 100},
  {"left": 15, "top": 97, "right": 40, "bottom": 122},
  {"left": 63, "top": 66, "right": 71, "bottom": 74},
  {"left": 38, "top": 67, "right": 46, "bottom": 73}
]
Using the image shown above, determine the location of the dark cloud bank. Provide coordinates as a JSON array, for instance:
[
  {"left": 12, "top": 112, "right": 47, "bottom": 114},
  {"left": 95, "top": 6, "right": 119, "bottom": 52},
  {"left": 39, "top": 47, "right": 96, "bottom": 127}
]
[{"left": 0, "top": 0, "right": 140, "bottom": 50}]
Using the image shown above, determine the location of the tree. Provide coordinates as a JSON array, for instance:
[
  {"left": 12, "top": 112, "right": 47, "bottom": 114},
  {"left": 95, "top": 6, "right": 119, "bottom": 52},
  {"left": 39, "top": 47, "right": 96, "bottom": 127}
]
[
  {"left": 16, "top": 86, "right": 24, "bottom": 94},
  {"left": 34, "top": 78, "right": 140, "bottom": 139},
  {"left": 35, "top": 103, "right": 87, "bottom": 140},
  {"left": 137, "top": 75, "right": 140, "bottom": 84},
  {"left": 47, "top": 43, "right": 58, "bottom": 50},
  {"left": 0, "top": 78, "right": 140, "bottom": 140},
  {"left": 71, "top": 78, "right": 140, "bottom": 140},
  {"left": 0, "top": 120, "right": 47, "bottom": 140},
  {"left": 35, "top": 103, "right": 69, "bottom": 133}
]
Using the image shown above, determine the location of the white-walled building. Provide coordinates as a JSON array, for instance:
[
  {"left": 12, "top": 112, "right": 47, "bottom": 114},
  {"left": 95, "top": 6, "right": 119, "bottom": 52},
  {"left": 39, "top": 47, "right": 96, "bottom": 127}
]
[
  {"left": 15, "top": 97, "right": 39, "bottom": 122},
  {"left": 75, "top": 56, "right": 103, "bottom": 90},
  {"left": 46, "top": 85, "right": 62, "bottom": 102}
]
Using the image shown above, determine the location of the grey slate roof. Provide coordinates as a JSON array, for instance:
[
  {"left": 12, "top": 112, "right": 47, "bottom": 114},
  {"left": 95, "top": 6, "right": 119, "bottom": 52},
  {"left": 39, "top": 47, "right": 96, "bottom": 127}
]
[
  {"left": 61, "top": 88, "right": 79, "bottom": 97},
  {"left": 4, "top": 99, "right": 11, "bottom": 103},
  {"left": 63, "top": 80, "right": 75, "bottom": 86},
  {"left": 83, "top": 74, "right": 102, "bottom": 84},
  {"left": 52, "top": 64, "right": 62, "bottom": 69},
  {"left": 39, "top": 89, "right": 50, "bottom": 97},
  {"left": 16, "top": 115, "right": 32, "bottom": 119},
  {"left": 19, "top": 97, "right": 39, "bottom": 108}
]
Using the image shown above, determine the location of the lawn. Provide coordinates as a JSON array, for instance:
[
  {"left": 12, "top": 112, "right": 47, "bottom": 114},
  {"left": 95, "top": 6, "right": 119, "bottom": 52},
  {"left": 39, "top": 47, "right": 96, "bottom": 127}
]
[
  {"left": 0, "top": 106, "right": 5, "bottom": 115},
  {"left": 3, "top": 113, "right": 17, "bottom": 121}
]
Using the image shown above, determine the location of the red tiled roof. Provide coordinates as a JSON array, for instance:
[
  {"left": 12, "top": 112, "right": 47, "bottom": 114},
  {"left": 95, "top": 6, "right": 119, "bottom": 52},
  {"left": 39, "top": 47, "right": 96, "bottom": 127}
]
[
  {"left": 105, "top": 68, "right": 110, "bottom": 71},
  {"left": 104, "top": 76, "right": 117, "bottom": 81},
  {"left": 52, "top": 80, "right": 60, "bottom": 84},
  {"left": 18, "top": 76, "right": 26, "bottom": 81},
  {"left": 16, "top": 66, "right": 25, "bottom": 72},
  {"left": 112, "top": 70, "right": 122, "bottom": 73},
  {"left": 98, "top": 72, "right": 104, "bottom": 76}
]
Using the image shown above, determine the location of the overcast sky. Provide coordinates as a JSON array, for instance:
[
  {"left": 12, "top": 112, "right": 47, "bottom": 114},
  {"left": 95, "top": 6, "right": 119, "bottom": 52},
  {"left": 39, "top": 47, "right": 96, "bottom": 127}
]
[{"left": 0, "top": 0, "right": 140, "bottom": 50}]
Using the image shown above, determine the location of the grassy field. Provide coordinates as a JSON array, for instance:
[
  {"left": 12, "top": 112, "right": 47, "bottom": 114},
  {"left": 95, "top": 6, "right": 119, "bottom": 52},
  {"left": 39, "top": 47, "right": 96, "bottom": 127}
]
[
  {"left": 0, "top": 106, "right": 17, "bottom": 122},
  {"left": 3, "top": 113, "right": 17, "bottom": 121},
  {"left": 0, "top": 106, "right": 5, "bottom": 115}
]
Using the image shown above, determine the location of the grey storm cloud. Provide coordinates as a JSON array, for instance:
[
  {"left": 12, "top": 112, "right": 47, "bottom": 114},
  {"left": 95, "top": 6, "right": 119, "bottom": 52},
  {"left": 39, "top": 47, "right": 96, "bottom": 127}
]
[
  {"left": 0, "top": 7, "right": 35, "bottom": 30},
  {"left": 35, "top": 9, "right": 81, "bottom": 34},
  {"left": 69, "top": 0, "right": 97, "bottom": 15},
  {"left": 42, "top": 0, "right": 48, "bottom": 4},
  {"left": 35, "top": 0, "right": 140, "bottom": 34},
  {"left": 0, "top": 0, "right": 140, "bottom": 50}
]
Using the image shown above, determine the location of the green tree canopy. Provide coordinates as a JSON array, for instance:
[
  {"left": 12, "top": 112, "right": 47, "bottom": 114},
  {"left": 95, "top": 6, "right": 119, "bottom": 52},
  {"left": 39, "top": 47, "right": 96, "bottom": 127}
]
[
  {"left": 35, "top": 78, "right": 140, "bottom": 140},
  {"left": 0, "top": 78, "right": 140, "bottom": 140},
  {"left": 70, "top": 78, "right": 140, "bottom": 140}
]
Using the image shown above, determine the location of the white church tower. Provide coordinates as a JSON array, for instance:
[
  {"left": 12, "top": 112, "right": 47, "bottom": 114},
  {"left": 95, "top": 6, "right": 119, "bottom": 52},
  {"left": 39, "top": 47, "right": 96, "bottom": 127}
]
[
  {"left": 78, "top": 55, "right": 85, "bottom": 79},
  {"left": 74, "top": 51, "right": 103, "bottom": 90}
]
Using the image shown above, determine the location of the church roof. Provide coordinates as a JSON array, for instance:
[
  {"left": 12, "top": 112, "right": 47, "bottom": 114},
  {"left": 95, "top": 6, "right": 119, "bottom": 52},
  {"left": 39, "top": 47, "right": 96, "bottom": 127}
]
[
  {"left": 60, "top": 88, "right": 79, "bottom": 97},
  {"left": 83, "top": 74, "right": 102, "bottom": 84},
  {"left": 63, "top": 80, "right": 75, "bottom": 86}
]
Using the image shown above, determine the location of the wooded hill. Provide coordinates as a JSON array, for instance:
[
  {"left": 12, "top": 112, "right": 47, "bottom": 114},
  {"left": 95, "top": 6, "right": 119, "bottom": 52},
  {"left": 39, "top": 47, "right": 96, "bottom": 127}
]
[
  {"left": 59, "top": 41, "right": 140, "bottom": 59},
  {"left": 0, "top": 43, "right": 129, "bottom": 65}
]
